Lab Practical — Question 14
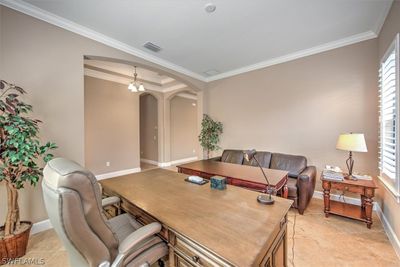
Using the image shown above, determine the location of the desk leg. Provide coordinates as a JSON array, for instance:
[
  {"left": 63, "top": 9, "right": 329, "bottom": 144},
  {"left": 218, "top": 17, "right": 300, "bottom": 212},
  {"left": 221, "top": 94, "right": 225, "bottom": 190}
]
[
  {"left": 282, "top": 185, "right": 288, "bottom": 199},
  {"left": 322, "top": 181, "right": 331, "bottom": 218}
]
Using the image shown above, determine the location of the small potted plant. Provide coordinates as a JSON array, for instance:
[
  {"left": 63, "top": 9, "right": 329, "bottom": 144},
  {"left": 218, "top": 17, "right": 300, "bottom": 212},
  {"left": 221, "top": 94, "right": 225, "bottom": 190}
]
[
  {"left": 0, "top": 80, "right": 56, "bottom": 263},
  {"left": 198, "top": 114, "right": 223, "bottom": 159}
]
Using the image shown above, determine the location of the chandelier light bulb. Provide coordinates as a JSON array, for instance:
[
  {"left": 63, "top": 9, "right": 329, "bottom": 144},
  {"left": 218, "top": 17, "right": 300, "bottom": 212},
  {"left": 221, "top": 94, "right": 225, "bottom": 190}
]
[{"left": 138, "top": 84, "right": 145, "bottom": 92}]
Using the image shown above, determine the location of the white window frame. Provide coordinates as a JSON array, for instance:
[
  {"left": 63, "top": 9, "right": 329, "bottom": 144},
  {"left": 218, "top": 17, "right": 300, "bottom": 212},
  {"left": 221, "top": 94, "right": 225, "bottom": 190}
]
[{"left": 379, "top": 33, "right": 400, "bottom": 203}]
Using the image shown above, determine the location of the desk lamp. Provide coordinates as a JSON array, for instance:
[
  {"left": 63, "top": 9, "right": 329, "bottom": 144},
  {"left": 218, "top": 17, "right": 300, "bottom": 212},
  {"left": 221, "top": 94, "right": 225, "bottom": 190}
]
[
  {"left": 336, "top": 133, "right": 368, "bottom": 180},
  {"left": 243, "top": 149, "right": 274, "bottom": 205}
]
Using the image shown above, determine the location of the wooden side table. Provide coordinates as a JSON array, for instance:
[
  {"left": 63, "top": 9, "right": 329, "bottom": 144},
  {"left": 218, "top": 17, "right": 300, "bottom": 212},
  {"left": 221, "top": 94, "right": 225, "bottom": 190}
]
[{"left": 321, "top": 173, "right": 377, "bottom": 228}]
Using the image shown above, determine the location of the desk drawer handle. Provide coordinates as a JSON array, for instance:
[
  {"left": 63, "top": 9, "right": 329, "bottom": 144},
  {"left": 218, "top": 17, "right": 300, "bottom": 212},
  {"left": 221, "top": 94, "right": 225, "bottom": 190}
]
[
  {"left": 192, "top": 255, "right": 200, "bottom": 263},
  {"left": 344, "top": 186, "right": 349, "bottom": 191}
]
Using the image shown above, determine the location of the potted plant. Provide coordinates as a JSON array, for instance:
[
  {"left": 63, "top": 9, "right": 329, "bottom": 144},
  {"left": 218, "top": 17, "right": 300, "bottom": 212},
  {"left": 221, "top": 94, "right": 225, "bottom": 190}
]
[
  {"left": 0, "top": 80, "right": 56, "bottom": 263},
  {"left": 198, "top": 114, "right": 223, "bottom": 159}
]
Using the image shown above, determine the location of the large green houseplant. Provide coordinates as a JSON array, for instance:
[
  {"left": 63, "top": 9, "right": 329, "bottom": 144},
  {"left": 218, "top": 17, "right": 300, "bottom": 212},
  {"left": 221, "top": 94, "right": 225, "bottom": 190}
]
[
  {"left": 198, "top": 114, "right": 223, "bottom": 159},
  {"left": 0, "top": 80, "right": 56, "bottom": 261}
]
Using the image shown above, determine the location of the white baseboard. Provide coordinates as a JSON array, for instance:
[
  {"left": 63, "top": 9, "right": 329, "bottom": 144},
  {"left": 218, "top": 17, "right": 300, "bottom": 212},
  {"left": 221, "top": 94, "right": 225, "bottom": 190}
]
[
  {"left": 167, "top": 157, "right": 198, "bottom": 166},
  {"left": 140, "top": 158, "right": 159, "bottom": 166},
  {"left": 31, "top": 219, "right": 52, "bottom": 235},
  {"left": 313, "top": 190, "right": 376, "bottom": 210},
  {"left": 142, "top": 157, "right": 199, "bottom": 167},
  {"left": 375, "top": 203, "right": 400, "bottom": 259},
  {"left": 95, "top": 167, "right": 141, "bottom": 180}
]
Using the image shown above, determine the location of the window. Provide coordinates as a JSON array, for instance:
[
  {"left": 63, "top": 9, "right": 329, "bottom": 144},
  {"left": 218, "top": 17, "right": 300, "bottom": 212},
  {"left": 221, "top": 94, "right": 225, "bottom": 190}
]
[{"left": 379, "top": 33, "right": 400, "bottom": 202}]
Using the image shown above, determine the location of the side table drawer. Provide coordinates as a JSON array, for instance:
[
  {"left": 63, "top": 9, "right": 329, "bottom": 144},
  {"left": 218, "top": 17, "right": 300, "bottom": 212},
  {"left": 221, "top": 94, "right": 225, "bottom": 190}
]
[{"left": 331, "top": 183, "right": 364, "bottom": 194}]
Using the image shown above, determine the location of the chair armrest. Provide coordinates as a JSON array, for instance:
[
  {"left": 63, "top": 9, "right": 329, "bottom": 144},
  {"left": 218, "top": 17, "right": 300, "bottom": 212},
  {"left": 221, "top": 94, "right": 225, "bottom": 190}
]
[
  {"left": 102, "top": 196, "right": 120, "bottom": 208},
  {"left": 118, "top": 222, "right": 161, "bottom": 254},
  {"left": 208, "top": 156, "right": 222, "bottom": 162},
  {"left": 111, "top": 222, "right": 162, "bottom": 267}
]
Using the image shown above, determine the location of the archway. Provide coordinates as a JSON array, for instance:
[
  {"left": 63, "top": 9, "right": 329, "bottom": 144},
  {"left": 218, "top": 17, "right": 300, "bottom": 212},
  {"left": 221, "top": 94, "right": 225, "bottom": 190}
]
[{"left": 139, "top": 92, "right": 159, "bottom": 170}]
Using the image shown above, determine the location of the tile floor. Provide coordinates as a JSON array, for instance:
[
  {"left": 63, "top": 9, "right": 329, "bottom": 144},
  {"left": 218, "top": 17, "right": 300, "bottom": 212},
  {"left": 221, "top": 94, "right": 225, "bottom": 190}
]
[{"left": 9, "top": 167, "right": 400, "bottom": 267}]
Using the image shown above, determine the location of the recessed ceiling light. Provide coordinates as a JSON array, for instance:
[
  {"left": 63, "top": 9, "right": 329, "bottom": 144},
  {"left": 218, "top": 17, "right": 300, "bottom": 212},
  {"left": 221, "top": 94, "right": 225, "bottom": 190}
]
[{"left": 205, "top": 3, "right": 216, "bottom": 13}]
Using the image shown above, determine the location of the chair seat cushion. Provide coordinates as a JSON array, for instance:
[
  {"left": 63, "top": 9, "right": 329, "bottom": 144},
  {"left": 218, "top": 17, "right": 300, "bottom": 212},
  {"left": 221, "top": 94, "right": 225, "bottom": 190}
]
[{"left": 108, "top": 214, "right": 166, "bottom": 265}]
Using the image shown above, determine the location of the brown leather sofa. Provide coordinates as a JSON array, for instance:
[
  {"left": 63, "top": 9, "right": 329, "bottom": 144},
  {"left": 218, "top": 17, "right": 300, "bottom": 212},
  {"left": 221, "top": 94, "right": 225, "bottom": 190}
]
[{"left": 210, "top": 149, "right": 316, "bottom": 214}]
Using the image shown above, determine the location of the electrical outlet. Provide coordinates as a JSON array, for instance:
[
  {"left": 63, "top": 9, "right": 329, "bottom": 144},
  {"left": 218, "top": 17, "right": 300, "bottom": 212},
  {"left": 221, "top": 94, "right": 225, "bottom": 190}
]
[{"left": 106, "top": 162, "right": 110, "bottom": 167}]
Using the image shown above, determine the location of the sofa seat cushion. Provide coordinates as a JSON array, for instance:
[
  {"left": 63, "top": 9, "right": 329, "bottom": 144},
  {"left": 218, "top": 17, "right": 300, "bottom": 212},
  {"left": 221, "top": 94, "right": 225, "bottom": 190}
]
[
  {"left": 270, "top": 153, "right": 307, "bottom": 178},
  {"left": 221, "top": 150, "right": 244, "bottom": 164},
  {"left": 243, "top": 151, "right": 272, "bottom": 168},
  {"left": 287, "top": 178, "right": 298, "bottom": 198}
]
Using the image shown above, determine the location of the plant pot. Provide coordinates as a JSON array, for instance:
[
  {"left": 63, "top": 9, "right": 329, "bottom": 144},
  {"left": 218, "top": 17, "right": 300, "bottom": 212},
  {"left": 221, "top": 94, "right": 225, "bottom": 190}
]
[{"left": 0, "top": 221, "right": 32, "bottom": 265}]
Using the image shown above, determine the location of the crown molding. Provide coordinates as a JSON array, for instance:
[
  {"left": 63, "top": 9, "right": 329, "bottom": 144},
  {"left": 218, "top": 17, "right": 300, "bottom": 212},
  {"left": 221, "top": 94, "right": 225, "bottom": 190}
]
[
  {"left": 205, "top": 31, "right": 377, "bottom": 82},
  {"left": 0, "top": 0, "right": 207, "bottom": 82},
  {"left": 0, "top": 0, "right": 384, "bottom": 83},
  {"left": 373, "top": 0, "right": 394, "bottom": 35}
]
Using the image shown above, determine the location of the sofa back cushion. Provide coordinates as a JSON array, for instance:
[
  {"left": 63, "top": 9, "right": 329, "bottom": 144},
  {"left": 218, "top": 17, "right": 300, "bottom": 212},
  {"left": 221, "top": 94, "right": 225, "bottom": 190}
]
[
  {"left": 270, "top": 153, "right": 307, "bottom": 178},
  {"left": 221, "top": 150, "right": 244, "bottom": 164},
  {"left": 243, "top": 151, "right": 272, "bottom": 168}
]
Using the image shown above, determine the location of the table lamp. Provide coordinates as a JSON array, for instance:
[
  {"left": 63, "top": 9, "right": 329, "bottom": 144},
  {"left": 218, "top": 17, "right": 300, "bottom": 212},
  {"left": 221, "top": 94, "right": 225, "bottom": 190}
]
[
  {"left": 336, "top": 133, "right": 368, "bottom": 180},
  {"left": 243, "top": 149, "right": 274, "bottom": 205}
]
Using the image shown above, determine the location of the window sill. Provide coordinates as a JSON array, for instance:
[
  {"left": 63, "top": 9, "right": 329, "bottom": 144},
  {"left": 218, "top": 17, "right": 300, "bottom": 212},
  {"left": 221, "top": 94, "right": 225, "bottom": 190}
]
[{"left": 377, "top": 176, "right": 400, "bottom": 203}]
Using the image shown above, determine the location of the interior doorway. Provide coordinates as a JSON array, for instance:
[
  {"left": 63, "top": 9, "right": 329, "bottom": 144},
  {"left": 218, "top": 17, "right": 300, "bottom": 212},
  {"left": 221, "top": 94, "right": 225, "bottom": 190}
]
[{"left": 139, "top": 93, "right": 159, "bottom": 170}]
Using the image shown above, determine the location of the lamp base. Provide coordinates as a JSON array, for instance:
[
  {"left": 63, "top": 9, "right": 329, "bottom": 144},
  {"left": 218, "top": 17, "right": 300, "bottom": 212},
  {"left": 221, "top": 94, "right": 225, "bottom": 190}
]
[
  {"left": 345, "top": 174, "right": 358, "bottom": 181},
  {"left": 257, "top": 194, "right": 275, "bottom": 205}
]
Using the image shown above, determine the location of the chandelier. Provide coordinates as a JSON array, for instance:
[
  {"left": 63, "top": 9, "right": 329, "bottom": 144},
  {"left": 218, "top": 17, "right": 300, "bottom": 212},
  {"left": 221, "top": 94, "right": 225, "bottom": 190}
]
[{"left": 128, "top": 66, "right": 145, "bottom": 92}]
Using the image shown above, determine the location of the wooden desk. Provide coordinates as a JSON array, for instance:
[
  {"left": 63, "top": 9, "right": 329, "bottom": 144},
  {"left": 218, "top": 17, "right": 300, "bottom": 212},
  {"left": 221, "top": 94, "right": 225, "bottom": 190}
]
[
  {"left": 100, "top": 168, "right": 293, "bottom": 267},
  {"left": 177, "top": 160, "right": 289, "bottom": 198},
  {"left": 321, "top": 173, "right": 377, "bottom": 229}
]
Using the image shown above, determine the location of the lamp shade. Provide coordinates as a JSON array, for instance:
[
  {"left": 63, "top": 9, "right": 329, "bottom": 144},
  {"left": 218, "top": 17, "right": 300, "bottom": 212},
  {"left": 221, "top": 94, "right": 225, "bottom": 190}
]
[{"left": 336, "top": 133, "right": 368, "bottom": 152}]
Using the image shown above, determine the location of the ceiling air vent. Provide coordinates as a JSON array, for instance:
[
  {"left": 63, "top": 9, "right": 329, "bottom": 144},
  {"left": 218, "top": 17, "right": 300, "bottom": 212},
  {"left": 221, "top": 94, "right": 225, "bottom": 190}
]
[{"left": 143, "top": 42, "right": 162, "bottom": 52}]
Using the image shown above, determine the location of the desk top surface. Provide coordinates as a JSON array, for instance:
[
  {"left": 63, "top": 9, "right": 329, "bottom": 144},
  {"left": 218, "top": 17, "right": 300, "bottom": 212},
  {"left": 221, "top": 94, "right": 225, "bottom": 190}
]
[
  {"left": 177, "top": 160, "right": 289, "bottom": 186},
  {"left": 100, "top": 168, "right": 292, "bottom": 267}
]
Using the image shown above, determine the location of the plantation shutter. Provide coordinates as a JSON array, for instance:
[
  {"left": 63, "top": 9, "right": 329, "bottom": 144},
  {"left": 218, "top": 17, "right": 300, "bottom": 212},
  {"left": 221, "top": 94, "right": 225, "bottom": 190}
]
[{"left": 379, "top": 46, "right": 397, "bottom": 180}]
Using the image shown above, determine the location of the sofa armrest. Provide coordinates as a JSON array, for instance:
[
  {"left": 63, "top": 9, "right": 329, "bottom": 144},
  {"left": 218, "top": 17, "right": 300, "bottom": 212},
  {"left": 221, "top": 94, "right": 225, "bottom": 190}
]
[
  {"left": 296, "top": 166, "right": 317, "bottom": 214},
  {"left": 297, "top": 166, "right": 316, "bottom": 183},
  {"left": 208, "top": 156, "right": 222, "bottom": 162}
]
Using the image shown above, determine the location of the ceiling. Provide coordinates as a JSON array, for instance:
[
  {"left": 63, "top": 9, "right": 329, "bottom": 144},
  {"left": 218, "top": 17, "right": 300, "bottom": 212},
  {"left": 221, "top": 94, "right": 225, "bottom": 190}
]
[
  {"left": 2, "top": 0, "right": 393, "bottom": 81},
  {"left": 84, "top": 59, "right": 189, "bottom": 93}
]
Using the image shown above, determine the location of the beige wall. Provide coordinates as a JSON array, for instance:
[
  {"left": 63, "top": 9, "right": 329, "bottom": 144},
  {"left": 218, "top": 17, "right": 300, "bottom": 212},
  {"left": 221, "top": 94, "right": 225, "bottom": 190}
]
[
  {"left": 205, "top": 39, "right": 379, "bottom": 190},
  {"left": 170, "top": 96, "right": 198, "bottom": 161},
  {"left": 0, "top": 6, "right": 205, "bottom": 224},
  {"left": 376, "top": 0, "right": 400, "bottom": 253},
  {"left": 84, "top": 76, "right": 140, "bottom": 174},
  {"left": 140, "top": 94, "right": 159, "bottom": 162}
]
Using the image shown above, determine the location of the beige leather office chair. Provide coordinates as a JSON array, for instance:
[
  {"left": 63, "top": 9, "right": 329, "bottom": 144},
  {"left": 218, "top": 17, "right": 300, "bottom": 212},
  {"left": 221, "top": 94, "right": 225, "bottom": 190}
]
[{"left": 42, "top": 158, "right": 168, "bottom": 267}]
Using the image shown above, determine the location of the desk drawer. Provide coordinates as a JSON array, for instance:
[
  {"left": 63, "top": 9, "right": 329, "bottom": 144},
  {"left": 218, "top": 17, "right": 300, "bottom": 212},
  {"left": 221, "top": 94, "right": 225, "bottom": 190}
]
[
  {"left": 331, "top": 183, "right": 364, "bottom": 194},
  {"left": 171, "top": 232, "right": 231, "bottom": 267}
]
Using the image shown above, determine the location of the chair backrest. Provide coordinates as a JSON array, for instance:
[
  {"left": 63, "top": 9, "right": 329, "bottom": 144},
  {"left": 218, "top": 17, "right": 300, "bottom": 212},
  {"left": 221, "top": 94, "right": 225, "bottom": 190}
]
[{"left": 42, "top": 158, "right": 119, "bottom": 267}]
